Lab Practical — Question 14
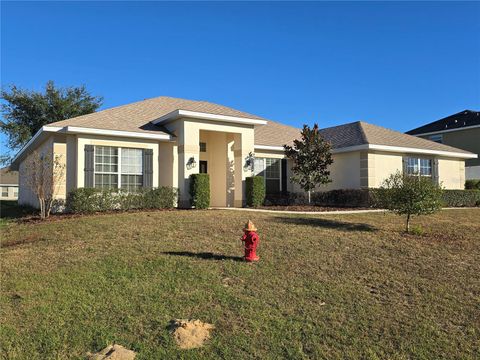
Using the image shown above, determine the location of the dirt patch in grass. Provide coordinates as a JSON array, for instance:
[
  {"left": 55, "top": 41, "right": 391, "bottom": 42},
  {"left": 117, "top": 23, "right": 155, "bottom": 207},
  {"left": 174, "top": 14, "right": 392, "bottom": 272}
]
[
  {"left": 169, "top": 319, "right": 215, "bottom": 349},
  {"left": 87, "top": 344, "right": 136, "bottom": 360}
]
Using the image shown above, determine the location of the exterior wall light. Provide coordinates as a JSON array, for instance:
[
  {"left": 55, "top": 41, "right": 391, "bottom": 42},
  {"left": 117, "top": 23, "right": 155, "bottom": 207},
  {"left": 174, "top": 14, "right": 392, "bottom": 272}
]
[
  {"left": 186, "top": 156, "right": 197, "bottom": 170},
  {"left": 244, "top": 152, "right": 255, "bottom": 172}
]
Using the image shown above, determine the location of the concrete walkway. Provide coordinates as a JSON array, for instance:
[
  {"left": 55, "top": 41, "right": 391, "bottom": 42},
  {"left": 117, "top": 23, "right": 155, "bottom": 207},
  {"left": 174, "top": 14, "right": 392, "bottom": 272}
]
[
  {"left": 212, "top": 207, "right": 477, "bottom": 215},
  {"left": 212, "top": 207, "right": 386, "bottom": 215}
]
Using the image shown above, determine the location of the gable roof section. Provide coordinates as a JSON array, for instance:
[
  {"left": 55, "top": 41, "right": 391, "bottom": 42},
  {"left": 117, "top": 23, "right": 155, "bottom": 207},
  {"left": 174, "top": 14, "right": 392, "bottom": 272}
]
[
  {"left": 46, "top": 96, "right": 266, "bottom": 134},
  {"left": 254, "top": 120, "right": 475, "bottom": 157},
  {"left": 406, "top": 110, "right": 480, "bottom": 135}
]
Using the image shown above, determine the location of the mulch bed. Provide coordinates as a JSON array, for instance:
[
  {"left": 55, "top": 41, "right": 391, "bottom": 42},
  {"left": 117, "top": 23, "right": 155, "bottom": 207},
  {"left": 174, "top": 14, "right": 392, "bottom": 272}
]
[{"left": 257, "top": 205, "right": 372, "bottom": 212}]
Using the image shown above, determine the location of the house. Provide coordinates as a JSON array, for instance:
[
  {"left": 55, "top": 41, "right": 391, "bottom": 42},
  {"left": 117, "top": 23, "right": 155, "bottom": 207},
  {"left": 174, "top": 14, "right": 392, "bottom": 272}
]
[
  {"left": 0, "top": 167, "right": 19, "bottom": 200},
  {"left": 10, "top": 97, "right": 477, "bottom": 208},
  {"left": 406, "top": 110, "right": 480, "bottom": 179}
]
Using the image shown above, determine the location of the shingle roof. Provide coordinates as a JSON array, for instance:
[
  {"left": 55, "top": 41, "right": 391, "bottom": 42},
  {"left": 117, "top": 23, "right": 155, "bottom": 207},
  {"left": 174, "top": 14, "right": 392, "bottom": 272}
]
[
  {"left": 0, "top": 167, "right": 18, "bottom": 185},
  {"left": 44, "top": 96, "right": 472, "bottom": 155},
  {"left": 254, "top": 120, "right": 473, "bottom": 154},
  {"left": 46, "top": 96, "right": 266, "bottom": 135},
  {"left": 406, "top": 110, "right": 480, "bottom": 135}
]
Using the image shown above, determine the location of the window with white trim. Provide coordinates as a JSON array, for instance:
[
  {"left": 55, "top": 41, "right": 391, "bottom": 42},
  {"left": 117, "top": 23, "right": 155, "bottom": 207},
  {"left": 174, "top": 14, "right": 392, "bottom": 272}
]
[
  {"left": 253, "top": 157, "right": 281, "bottom": 194},
  {"left": 94, "top": 146, "right": 143, "bottom": 191},
  {"left": 1, "top": 187, "right": 8, "bottom": 197},
  {"left": 406, "top": 157, "right": 432, "bottom": 177},
  {"left": 13, "top": 187, "right": 18, "bottom": 197}
]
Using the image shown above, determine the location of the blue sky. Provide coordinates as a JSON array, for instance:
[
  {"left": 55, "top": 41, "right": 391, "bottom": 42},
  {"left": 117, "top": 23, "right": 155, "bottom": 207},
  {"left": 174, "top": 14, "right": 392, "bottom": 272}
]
[{"left": 1, "top": 1, "right": 479, "bottom": 156}]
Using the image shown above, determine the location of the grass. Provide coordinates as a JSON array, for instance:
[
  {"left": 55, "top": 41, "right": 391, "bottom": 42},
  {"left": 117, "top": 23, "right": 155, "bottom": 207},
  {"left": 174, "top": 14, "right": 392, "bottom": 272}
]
[{"left": 1, "top": 208, "right": 479, "bottom": 359}]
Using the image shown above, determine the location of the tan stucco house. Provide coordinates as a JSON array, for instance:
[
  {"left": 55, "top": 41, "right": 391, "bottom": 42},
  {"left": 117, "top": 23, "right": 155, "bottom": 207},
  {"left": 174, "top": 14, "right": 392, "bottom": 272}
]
[{"left": 10, "top": 97, "right": 477, "bottom": 208}]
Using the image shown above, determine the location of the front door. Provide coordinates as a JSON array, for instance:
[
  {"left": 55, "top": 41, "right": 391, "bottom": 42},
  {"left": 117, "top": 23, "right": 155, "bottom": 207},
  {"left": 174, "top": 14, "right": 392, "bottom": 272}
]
[{"left": 199, "top": 160, "right": 208, "bottom": 174}]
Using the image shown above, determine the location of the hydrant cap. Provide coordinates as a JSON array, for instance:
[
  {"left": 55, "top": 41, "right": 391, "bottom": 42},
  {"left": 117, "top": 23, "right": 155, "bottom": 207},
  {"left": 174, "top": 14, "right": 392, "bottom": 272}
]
[{"left": 243, "top": 220, "right": 257, "bottom": 232}]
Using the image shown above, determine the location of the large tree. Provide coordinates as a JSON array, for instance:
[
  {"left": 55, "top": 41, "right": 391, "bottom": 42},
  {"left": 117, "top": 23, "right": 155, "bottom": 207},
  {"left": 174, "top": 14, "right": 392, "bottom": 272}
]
[
  {"left": 284, "top": 124, "right": 334, "bottom": 203},
  {"left": 1, "top": 80, "right": 102, "bottom": 159}
]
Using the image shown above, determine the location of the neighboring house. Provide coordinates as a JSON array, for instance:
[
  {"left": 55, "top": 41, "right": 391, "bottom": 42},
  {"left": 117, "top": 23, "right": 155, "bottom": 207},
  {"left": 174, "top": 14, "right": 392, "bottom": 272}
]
[
  {"left": 10, "top": 97, "right": 477, "bottom": 208},
  {"left": 406, "top": 110, "right": 480, "bottom": 180},
  {"left": 0, "top": 167, "right": 19, "bottom": 200}
]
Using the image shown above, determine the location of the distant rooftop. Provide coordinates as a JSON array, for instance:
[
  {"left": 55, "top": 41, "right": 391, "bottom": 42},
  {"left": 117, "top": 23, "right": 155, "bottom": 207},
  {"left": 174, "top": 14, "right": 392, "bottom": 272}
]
[{"left": 406, "top": 110, "right": 480, "bottom": 135}]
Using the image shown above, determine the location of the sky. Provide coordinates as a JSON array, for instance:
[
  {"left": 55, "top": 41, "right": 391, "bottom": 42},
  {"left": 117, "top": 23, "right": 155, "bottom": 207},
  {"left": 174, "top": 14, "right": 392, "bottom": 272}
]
[{"left": 1, "top": 1, "right": 479, "bottom": 157}]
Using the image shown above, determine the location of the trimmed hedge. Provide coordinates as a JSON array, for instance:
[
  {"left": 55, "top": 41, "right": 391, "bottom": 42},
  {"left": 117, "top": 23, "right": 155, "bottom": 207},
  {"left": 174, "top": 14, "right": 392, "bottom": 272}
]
[
  {"left": 441, "top": 190, "right": 480, "bottom": 207},
  {"left": 189, "top": 173, "right": 210, "bottom": 209},
  {"left": 246, "top": 176, "right": 266, "bottom": 207},
  {"left": 312, "top": 189, "right": 373, "bottom": 207},
  {"left": 465, "top": 179, "right": 480, "bottom": 190},
  {"left": 66, "top": 187, "right": 178, "bottom": 214}
]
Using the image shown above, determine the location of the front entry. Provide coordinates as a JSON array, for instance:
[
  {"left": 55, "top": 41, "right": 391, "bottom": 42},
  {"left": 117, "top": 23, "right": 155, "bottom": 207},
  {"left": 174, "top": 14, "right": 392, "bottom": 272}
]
[{"left": 199, "top": 160, "right": 208, "bottom": 174}]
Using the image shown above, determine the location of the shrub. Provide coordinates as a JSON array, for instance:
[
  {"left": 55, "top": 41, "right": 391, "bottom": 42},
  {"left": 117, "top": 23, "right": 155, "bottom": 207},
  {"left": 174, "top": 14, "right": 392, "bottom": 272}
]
[
  {"left": 442, "top": 190, "right": 480, "bottom": 207},
  {"left": 144, "top": 187, "right": 178, "bottom": 209},
  {"left": 312, "top": 189, "right": 372, "bottom": 207},
  {"left": 465, "top": 179, "right": 480, "bottom": 190},
  {"left": 189, "top": 174, "right": 210, "bottom": 209},
  {"left": 66, "top": 187, "right": 178, "bottom": 213},
  {"left": 374, "top": 171, "right": 443, "bottom": 233},
  {"left": 246, "top": 176, "right": 266, "bottom": 207}
]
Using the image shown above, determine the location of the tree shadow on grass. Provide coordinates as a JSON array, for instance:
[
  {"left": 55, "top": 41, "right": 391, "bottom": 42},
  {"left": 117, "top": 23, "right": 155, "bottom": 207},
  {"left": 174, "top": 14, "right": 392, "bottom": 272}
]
[
  {"left": 162, "top": 251, "right": 244, "bottom": 262},
  {"left": 273, "top": 216, "right": 377, "bottom": 232}
]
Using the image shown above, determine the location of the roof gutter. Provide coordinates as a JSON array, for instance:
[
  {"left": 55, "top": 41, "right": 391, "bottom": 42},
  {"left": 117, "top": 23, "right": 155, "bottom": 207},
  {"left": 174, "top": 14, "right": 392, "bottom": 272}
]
[
  {"left": 10, "top": 126, "right": 174, "bottom": 169},
  {"left": 408, "top": 124, "right": 480, "bottom": 137},
  {"left": 254, "top": 143, "right": 477, "bottom": 159}
]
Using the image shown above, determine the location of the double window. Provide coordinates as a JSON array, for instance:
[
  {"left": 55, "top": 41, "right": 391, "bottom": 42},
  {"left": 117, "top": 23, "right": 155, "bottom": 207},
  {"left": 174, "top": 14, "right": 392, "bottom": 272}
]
[
  {"left": 253, "top": 157, "right": 281, "bottom": 194},
  {"left": 406, "top": 157, "right": 432, "bottom": 177},
  {"left": 94, "top": 146, "right": 144, "bottom": 191}
]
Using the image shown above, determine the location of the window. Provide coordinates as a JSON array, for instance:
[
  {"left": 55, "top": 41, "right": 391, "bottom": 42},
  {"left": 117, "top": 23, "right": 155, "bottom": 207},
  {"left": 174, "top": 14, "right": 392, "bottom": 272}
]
[
  {"left": 406, "top": 157, "right": 432, "bottom": 177},
  {"left": 429, "top": 134, "right": 443, "bottom": 143},
  {"left": 1, "top": 187, "right": 8, "bottom": 197},
  {"left": 13, "top": 187, "right": 18, "bottom": 197},
  {"left": 94, "top": 146, "right": 143, "bottom": 191},
  {"left": 199, "top": 142, "right": 207, "bottom": 152},
  {"left": 254, "top": 157, "right": 281, "bottom": 194}
]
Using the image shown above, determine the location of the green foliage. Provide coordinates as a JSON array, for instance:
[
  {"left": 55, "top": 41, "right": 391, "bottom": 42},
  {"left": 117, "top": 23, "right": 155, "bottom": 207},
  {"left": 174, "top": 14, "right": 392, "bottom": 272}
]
[
  {"left": 66, "top": 187, "right": 178, "bottom": 213},
  {"left": 284, "top": 123, "right": 333, "bottom": 203},
  {"left": 442, "top": 190, "right": 480, "bottom": 207},
  {"left": 246, "top": 176, "right": 266, "bottom": 207},
  {"left": 465, "top": 179, "right": 480, "bottom": 190},
  {"left": 375, "top": 171, "right": 443, "bottom": 232},
  {"left": 312, "top": 189, "right": 373, "bottom": 207},
  {"left": 1, "top": 81, "right": 102, "bottom": 162},
  {"left": 189, "top": 174, "right": 210, "bottom": 209}
]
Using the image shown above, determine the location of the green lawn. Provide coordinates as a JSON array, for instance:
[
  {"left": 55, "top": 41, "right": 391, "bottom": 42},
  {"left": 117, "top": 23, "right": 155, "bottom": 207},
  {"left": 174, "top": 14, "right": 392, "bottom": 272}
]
[{"left": 1, "top": 209, "right": 479, "bottom": 359}]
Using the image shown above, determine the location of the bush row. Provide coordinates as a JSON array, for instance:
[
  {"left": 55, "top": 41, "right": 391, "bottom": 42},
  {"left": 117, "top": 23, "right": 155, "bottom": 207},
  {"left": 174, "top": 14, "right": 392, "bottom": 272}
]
[
  {"left": 441, "top": 189, "right": 480, "bottom": 207},
  {"left": 66, "top": 187, "right": 178, "bottom": 213},
  {"left": 465, "top": 179, "right": 480, "bottom": 190},
  {"left": 265, "top": 188, "right": 480, "bottom": 208}
]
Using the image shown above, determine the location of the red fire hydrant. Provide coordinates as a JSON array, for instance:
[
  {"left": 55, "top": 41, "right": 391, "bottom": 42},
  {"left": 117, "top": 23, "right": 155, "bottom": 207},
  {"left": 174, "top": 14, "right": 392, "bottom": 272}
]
[{"left": 241, "top": 220, "right": 260, "bottom": 262}]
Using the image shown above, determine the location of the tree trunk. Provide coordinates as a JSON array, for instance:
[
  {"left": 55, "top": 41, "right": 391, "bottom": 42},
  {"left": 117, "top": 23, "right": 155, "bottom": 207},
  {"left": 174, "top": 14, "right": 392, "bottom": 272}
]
[
  {"left": 406, "top": 214, "right": 410, "bottom": 233},
  {"left": 308, "top": 190, "right": 311, "bottom": 204}
]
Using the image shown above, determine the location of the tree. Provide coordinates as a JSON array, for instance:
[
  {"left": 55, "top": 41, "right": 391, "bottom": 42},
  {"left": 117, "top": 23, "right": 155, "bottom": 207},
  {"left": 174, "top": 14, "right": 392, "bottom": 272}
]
[
  {"left": 1, "top": 81, "right": 102, "bottom": 162},
  {"left": 374, "top": 171, "right": 443, "bottom": 233},
  {"left": 284, "top": 124, "right": 333, "bottom": 203},
  {"left": 22, "top": 150, "right": 65, "bottom": 219}
]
